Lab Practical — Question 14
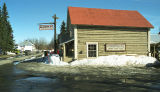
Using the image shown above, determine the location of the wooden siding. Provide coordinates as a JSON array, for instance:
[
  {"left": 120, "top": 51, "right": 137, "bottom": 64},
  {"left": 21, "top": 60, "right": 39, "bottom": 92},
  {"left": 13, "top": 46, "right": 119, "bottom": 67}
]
[{"left": 77, "top": 26, "right": 148, "bottom": 60}]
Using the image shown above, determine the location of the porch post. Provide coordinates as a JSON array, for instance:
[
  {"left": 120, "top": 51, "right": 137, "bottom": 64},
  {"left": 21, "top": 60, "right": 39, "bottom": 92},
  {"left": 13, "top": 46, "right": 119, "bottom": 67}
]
[
  {"left": 148, "top": 30, "right": 150, "bottom": 55},
  {"left": 153, "top": 44, "right": 156, "bottom": 57},
  {"left": 74, "top": 26, "right": 78, "bottom": 60},
  {"left": 63, "top": 43, "right": 66, "bottom": 59}
]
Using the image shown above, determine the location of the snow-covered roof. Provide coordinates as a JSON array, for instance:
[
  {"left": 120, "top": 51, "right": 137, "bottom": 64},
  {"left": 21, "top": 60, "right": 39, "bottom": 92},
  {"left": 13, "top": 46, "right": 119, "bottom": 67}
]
[
  {"left": 150, "top": 34, "right": 160, "bottom": 44},
  {"left": 19, "top": 40, "right": 34, "bottom": 46}
]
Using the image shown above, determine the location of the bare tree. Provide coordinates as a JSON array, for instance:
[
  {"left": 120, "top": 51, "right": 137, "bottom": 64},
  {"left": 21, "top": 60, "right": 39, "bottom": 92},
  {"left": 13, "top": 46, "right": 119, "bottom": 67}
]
[{"left": 26, "top": 38, "right": 49, "bottom": 50}]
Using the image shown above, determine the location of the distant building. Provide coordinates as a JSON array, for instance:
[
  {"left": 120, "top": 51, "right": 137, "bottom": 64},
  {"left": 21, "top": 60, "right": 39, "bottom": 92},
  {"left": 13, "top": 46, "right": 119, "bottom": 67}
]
[
  {"left": 17, "top": 40, "right": 36, "bottom": 51},
  {"left": 59, "top": 7, "right": 153, "bottom": 61}
]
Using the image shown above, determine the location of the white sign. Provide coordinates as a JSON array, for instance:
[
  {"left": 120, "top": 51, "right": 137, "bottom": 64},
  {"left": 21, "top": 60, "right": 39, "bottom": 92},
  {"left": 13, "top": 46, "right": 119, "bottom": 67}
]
[
  {"left": 106, "top": 43, "right": 125, "bottom": 51},
  {"left": 39, "top": 25, "right": 53, "bottom": 30}
]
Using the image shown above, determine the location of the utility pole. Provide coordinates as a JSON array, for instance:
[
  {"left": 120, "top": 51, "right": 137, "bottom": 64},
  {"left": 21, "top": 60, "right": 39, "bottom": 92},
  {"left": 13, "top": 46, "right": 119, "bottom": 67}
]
[
  {"left": 52, "top": 14, "right": 59, "bottom": 53},
  {"left": 159, "top": 27, "right": 160, "bottom": 35},
  {"left": 39, "top": 14, "right": 58, "bottom": 53}
]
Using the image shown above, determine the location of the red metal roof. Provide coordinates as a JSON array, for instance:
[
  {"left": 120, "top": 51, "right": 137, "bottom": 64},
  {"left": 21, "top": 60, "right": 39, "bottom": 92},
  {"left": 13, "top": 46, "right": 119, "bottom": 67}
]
[{"left": 68, "top": 7, "right": 153, "bottom": 28}]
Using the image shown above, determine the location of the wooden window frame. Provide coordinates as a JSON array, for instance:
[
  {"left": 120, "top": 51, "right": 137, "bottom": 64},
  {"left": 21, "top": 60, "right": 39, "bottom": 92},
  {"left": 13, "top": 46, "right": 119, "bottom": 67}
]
[{"left": 86, "top": 42, "right": 98, "bottom": 58}]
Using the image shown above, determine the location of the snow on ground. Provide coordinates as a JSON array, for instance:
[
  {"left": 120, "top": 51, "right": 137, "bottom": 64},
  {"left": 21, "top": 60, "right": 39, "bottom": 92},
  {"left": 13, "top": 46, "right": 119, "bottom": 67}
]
[
  {"left": 45, "top": 54, "right": 68, "bottom": 66},
  {"left": 7, "top": 52, "right": 16, "bottom": 55},
  {"left": 45, "top": 55, "right": 159, "bottom": 67},
  {"left": 71, "top": 55, "right": 158, "bottom": 67}
]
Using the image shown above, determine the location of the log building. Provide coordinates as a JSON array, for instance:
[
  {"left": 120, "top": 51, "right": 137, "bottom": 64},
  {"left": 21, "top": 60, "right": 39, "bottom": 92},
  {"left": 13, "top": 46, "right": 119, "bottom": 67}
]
[{"left": 59, "top": 7, "right": 153, "bottom": 62}]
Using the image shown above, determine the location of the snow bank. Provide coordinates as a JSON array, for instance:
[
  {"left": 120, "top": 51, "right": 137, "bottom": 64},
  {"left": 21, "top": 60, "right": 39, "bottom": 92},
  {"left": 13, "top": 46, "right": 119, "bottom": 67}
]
[
  {"left": 45, "top": 55, "right": 159, "bottom": 67},
  {"left": 45, "top": 54, "right": 68, "bottom": 66},
  {"left": 71, "top": 55, "right": 158, "bottom": 67},
  {"left": 7, "top": 52, "right": 15, "bottom": 55}
]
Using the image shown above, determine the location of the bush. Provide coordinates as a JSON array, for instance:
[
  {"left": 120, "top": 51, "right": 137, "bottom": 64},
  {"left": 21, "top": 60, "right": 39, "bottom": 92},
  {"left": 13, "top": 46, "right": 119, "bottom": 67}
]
[{"left": 14, "top": 49, "right": 20, "bottom": 55}]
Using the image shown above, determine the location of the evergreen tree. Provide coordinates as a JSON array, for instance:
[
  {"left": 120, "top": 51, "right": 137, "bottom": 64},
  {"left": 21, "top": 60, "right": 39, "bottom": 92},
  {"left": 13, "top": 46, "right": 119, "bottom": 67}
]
[
  {"left": 1, "top": 3, "right": 8, "bottom": 54},
  {"left": 6, "top": 21, "right": 14, "bottom": 51},
  {"left": 0, "top": 6, "right": 2, "bottom": 51},
  {"left": 0, "top": 3, "right": 14, "bottom": 54},
  {"left": 60, "top": 21, "right": 66, "bottom": 33},
  {"left": 2, "top": 3, "right": 9, "bottom": 21}
]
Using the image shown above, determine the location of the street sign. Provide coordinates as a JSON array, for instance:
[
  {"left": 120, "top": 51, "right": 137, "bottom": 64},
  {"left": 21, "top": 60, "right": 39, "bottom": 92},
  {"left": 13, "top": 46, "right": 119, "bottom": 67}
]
[{"left": 39, "top": 25, "right": 53, "bottom": 30}]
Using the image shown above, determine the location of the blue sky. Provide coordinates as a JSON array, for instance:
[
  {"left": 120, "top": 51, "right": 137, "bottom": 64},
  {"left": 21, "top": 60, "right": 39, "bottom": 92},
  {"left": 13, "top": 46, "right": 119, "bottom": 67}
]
[{"left": 1, "top": 0, "right": 160, "bottom": 43}]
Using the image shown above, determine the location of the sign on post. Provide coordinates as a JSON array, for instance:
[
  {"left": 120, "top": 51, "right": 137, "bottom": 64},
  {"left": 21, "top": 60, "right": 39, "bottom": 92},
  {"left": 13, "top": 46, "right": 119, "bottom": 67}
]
[
  {"left": 39, "top": 25, "right": 53, "bottom": 30},
  {"left": 106, "top": 43, "right": 126, "bottom": 51}
]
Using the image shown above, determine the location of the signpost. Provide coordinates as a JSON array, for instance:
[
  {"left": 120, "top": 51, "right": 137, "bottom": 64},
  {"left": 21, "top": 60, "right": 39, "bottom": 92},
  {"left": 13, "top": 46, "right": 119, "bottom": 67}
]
[
  {"left": 39, "top": 14, "right": 59, "bottom": 53},
  {"left": 52, "top": 14, "right": 59, "bottom": 53}
]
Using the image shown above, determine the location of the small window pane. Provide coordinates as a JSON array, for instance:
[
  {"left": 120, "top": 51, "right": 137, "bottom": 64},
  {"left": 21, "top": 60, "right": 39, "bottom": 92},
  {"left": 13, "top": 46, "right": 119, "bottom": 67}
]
[{"left": 88, "top": 44, "right": 97, "bottom": 57}]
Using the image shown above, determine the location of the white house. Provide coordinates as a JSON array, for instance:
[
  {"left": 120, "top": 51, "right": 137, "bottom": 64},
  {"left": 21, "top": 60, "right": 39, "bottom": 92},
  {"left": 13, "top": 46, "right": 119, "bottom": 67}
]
[{"left": 17, "top": 40, "right": 36, "bottom": 51}]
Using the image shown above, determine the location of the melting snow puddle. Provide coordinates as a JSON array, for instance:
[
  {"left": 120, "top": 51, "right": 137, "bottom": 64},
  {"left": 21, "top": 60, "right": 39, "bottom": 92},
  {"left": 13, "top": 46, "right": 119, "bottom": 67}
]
[
  {"left": 151, "top": 83, "right": 160, "bottom": 89},
  {"left": 13, "top": 61, "right": 20, "bottom": 65},
  {"left": 12, "top": 77, "right": 58, "bottom": 92},
  {"left": 21, "top": 77, "right": 57, "bottom": 83}
]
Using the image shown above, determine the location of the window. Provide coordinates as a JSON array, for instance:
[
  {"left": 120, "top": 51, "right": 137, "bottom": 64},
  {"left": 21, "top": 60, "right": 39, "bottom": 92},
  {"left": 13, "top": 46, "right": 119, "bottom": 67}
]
[{"left": 87, "top": 42, "right": 98, "bottom": 58}]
